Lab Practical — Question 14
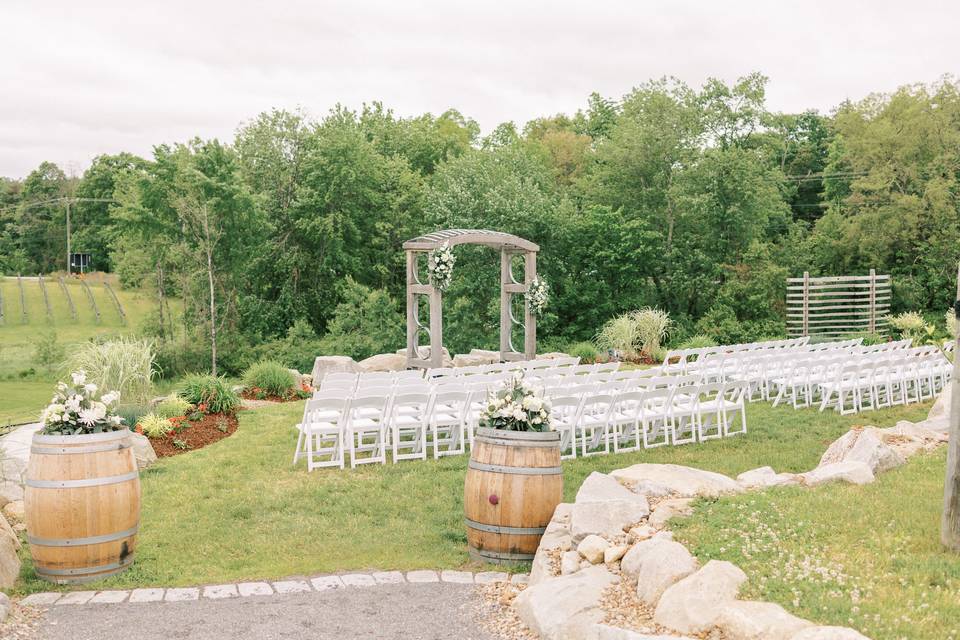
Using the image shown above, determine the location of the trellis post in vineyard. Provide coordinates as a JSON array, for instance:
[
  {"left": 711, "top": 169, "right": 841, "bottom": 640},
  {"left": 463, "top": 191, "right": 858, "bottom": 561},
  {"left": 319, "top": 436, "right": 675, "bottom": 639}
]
[{"left": 403, "top": 229, "right": 539, "bottom": 370}]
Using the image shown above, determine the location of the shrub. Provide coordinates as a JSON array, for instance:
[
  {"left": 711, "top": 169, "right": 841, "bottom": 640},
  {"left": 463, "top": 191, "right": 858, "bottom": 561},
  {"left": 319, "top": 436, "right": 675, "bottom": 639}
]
[
  {"left": 34, "top": 329, "right": 65, "bottom": 371},
  {"left": 318, "top": 278, "right": 404, "bottom": 360},
  {"left": 596, "top": 314, "right": 639, "bottom": 357},
  {"left": 673, "top": 334, "right": 717, "bottom": 351},
  {"left": 566, "top": 341, "right": 600, "bottom": 363},
  {"left": 887, "top": 311, "right": 936, "bottom": 345},
  {"left": 596, "top": 308, "right": 671, "bottom": 358},
  {"left": 67, "top": 338, "right": 156, "bottom": 405},
  {"left": 154, "top": 393, "right": 193, "bottom": 419},
  {"left": 115, "top": 403, "right": 150, "bottom": 428},
  {"left": 178, "top": 374, "right": 240, "bottom": 414},
  {"left": 242, "top": 360, "right": 296, "bottom": 396},
  {"left": 138, "top": 413, "right": 173, "bottom": 438}
]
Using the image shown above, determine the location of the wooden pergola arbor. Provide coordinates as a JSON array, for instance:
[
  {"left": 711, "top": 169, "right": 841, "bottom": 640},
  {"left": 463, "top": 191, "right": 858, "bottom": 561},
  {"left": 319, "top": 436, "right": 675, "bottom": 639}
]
[{"left": 403, "top": 229, "right": 540, "bottom": 369}]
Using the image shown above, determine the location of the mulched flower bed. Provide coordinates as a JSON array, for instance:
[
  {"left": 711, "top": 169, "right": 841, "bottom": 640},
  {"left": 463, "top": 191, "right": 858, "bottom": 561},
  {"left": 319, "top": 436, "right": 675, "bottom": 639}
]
[
  {"left": 143, "top": 412, "right": 239, "bottom": 458},
  {"left": 239, "top": 387, "right": 311, "bottom": 403}
]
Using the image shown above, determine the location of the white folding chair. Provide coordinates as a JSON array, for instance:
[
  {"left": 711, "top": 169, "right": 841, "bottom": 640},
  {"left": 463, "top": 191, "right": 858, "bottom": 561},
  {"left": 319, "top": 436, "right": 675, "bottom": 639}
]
[
  {"left": 430, "top": 389, "right": 469, "bottom": 458},
  {"left": 608, "top": 390, "right": 643, "bottom": 453},
  {"left": 695, "top": 382, "right": 725, "bottom": 441},
  {"left": 639, "top": 388, "right": 672, "bottom": 449},
  {"left": 390, "top": 393, "right": 431, "bottom": 462},
  {"left": 721, "top": 381, "right": 748, "bottom": 437},
  {"left": 295, "top": 397, "right": 349, "bottom": 471},
  {"left": 577, "top": 394, "right": 612, "bottom": 457},
  {"left": 550, "top": 395, "right": 582, "bottom": 460},
  {"left": 346, "top": 395, "right": 389, "bottom": 467}
]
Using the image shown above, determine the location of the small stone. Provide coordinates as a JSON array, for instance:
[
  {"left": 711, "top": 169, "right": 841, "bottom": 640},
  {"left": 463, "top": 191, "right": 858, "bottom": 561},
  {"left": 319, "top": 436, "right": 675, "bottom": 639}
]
[
  {"left": 341, "top": 574, "right": 376, "bottom": 587},
  {"left": 474, "top": 571, "right": 508, "bottom": 584},
  {"left": 128, "top": 588, "right": 165, "bottom": 603},
  {"left": 272, "top": 580, "right": 310, "bottom": 594},
  {"left": 203, "top": 584, "right": 238, "bottom": 599},
  {"left": 561, "top": 550, "right": 582, "bottom": 575},
  {"left": 164, "top": 588, "right": 199, "bottom": 602},
  {"left": 406, "top": 570, "right": 439, "bottom": 583},
  {"left": 628, "top": 525, "right": 656, "bottom": 541},
  {"left": 310, "top": 575, "right": 344, "bottom": 590},
  {"left": 20, "top": 592, "right": 62, "bottom": 607},
  {"left": 2, "top": 501, "right": 24, "bottom": 523},
  {"left": 736, "top": 466, "right": 801, "bottom": 489},
  {"left": 372, "top": 571, "right": 404, "bottom": 584},
  {"left": 129, "top": 432, "right": 157, "bottom": 470},
  {"left": 440, "top": 570, "right": 473, "bottom": 583},
  {"left": 604, "top": 545, "right": 628, "bottom": 564},
  {"left": 56, "top": 591, "right": 96, "bottom": 605},
  {"left": 237, "top": 582, "right": 273, "bottom": 597},
  {"left": 578, "top": 534, "right": 610, "bottom": 564}
]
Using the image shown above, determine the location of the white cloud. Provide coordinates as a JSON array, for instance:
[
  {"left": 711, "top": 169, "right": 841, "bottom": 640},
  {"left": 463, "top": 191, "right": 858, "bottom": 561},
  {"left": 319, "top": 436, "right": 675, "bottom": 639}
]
[{"left": 1, "top": 0, "right": 957, "bottom": 178}]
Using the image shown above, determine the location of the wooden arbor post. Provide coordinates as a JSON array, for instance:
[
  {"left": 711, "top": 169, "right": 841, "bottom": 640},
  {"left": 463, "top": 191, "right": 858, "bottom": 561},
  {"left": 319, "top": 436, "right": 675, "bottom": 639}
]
[
  {"left": 942, "top": 264, "right": 960, "bottom": 551},
  {"left": 404, "top": 230, "right": 540, "bottom": 370}
]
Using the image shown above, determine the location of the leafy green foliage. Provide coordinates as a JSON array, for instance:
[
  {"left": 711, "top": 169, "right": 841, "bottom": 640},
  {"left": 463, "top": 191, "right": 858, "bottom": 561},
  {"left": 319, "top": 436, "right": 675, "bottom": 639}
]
[
  {"left": 596, "top": 308, "right": 671, "bottom": 358},
  {"left": 177, "top": 374, "right": 240, "bottom": 414},
  {"left": 33, "top": 329, "right": 64, "bottom": 371},
  {"left": 154, "top": 393, "right": 193, "bottom": 419},
  {"left": 318, "top": 279, "right": 404, "bottom": 360},
  {"left": 672, "top": 334, "right": 717, "bottom": 350},
  {"left": 242, "top": 360, "right": 296, "bottom": 396},
  {"left": 565, "top": 341, "right": 600, "bottom": 363},
  {"left": 138, "top": 413, "right": 173, "bottom": 438},
  {"left": 66, "top": 338, "right": 156, "bottom": 405}
]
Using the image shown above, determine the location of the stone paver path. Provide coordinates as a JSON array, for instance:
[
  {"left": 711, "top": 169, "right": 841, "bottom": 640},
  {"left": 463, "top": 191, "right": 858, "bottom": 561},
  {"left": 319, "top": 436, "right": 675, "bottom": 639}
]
[{"left": 35, "top": 583, "right": 492, "bottom": 640}]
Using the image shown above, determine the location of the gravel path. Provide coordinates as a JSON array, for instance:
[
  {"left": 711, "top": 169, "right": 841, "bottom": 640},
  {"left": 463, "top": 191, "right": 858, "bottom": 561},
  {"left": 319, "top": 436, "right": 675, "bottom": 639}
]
[{"left": 34, "top": 583, "right": 493, "bottom": 640}]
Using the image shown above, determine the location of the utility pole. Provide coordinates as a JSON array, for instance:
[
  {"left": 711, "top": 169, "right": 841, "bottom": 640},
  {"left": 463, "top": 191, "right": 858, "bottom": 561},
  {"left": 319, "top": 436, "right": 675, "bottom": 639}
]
[
  {"left": 66, "top": 199, "right": 71, "bottom": 275},
  {"left": 943, "top": 263, "right": 960, "bottom": 551}
]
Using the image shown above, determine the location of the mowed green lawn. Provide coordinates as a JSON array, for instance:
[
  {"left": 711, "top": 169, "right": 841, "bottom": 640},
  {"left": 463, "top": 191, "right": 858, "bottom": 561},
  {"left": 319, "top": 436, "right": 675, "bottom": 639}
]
[
  {"left": 0, "top": 381, "right": 51, "bottom": 427},
  {"left": 13, "top": 398, "right": 932, "bottom": 600}
]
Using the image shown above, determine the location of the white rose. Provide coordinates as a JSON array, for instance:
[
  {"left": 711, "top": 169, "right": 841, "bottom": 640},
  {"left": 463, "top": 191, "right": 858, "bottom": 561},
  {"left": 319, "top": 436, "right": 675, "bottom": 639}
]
[
  {"left": 522, "top": 396, "right": 542, "bottom": 412},
  {"left": 71, "top": 371, "right": 87, "bottom": 386},
  {"left": 84, "top": 383, "right": 98, "bottom": 395},
  {"left": 101, "top": 391, "right": 119, "bottom": 406}
]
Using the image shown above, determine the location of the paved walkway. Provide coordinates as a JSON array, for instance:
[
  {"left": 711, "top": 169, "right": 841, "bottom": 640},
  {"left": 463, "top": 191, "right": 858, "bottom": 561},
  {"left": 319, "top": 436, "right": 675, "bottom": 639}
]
[{"left": 35, "top": 583, "right": 492, "bottom": 640}]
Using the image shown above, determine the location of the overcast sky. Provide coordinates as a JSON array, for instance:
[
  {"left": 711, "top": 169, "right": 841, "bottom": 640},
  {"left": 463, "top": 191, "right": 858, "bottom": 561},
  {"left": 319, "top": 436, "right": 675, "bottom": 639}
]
[{"left": 2, "top": 0, "right": 957, "bottom": 179}]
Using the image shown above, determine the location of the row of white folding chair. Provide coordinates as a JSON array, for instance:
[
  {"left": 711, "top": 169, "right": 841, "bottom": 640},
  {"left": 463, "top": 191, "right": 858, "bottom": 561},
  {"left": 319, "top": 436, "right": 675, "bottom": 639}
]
[
  {"left": 663, "top": 337, "right": 812, "bottom": 374},
  {"left": 426, "top": 357, "right": 582, "bottom": 379}
]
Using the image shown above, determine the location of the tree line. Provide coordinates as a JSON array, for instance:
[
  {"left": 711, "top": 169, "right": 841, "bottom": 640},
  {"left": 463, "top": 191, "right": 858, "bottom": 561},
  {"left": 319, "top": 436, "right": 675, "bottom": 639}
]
[{"left": 2, "top": 73, "right": 959, "bottom": 374}]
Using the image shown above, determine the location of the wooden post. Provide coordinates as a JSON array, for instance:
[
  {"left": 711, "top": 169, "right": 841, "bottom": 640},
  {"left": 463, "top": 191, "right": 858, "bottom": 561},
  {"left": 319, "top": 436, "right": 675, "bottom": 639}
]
[
  {"left": 942, "top": 263, "right": 960, "bottom": 551},
  {"left": 429, "top": 255, "right": 443, "bottom": 369},
  {"left": 524, "top": 251, "right": 537, "bottom": 360},
  {"left": 405, "top": 250, "right": 416, "bottom": 366},
  {"left": 802, "top": 271, "right": 810, "bottom": 337},
  {"left": 500, "top": 249, "right": 511, "bottom": 361},
  {"left": 868, "top": 268, "right": 877, "bottom": 334}
]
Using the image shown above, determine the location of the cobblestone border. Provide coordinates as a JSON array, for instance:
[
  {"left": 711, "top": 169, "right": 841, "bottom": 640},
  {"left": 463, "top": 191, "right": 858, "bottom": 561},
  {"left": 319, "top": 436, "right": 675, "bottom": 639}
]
[{"left": 19, "top": 570, "right": 529, "bottom": 607}]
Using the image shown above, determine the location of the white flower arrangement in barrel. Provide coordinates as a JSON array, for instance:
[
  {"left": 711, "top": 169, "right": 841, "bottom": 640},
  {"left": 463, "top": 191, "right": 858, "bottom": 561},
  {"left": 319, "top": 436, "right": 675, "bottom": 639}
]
[
  {"left": 525, "top": 276, "right": 549, "bottom": 316},
  {"left": 40, "top": 370, "right": 125, "bottom": 436},
  {"left": 478, "top": 373, "right": 552, "bottom": 432},
  {"left": 428, "top": 242, "right": 456, "bottom": 292}
]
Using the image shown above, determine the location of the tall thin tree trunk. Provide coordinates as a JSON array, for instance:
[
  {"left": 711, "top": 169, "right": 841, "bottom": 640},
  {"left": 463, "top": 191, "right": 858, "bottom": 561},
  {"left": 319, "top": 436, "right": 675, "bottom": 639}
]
[
  {"left": 203, "top": 209, "right": 218, "bottom": 377},
  {"left": 156, "top": 263, "right": 166, "bottom": 341},
  {"left": 942, "top": 263, "right": 960, "bottom": 551}
]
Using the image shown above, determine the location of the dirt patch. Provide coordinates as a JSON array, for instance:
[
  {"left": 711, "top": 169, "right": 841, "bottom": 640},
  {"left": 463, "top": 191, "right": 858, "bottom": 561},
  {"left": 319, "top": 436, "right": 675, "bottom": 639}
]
[{"left": 145, "top": 412, "right": 239, "bottom": 458}]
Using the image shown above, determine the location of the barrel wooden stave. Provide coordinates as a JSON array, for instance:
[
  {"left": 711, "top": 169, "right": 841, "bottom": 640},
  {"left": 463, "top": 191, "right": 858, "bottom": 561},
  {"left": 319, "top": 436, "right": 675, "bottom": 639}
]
[
  {"left": 464, "top": 428, "right": 562, "bottom": 563},
  {"left": 25, "top": 429, "right": 140, "bottom": 584}
]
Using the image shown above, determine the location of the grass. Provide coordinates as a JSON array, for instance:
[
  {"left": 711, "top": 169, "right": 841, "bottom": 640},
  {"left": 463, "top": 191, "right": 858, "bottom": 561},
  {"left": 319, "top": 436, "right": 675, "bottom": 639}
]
[
  {"left": 672, "top": 449, "right": 959, "bottom": 640},
  {"left": 11, "top": 397, "right": 932, "bottom": 595},
  {"left": 0, "top": 381, "right": 52, "bottom": 428}
]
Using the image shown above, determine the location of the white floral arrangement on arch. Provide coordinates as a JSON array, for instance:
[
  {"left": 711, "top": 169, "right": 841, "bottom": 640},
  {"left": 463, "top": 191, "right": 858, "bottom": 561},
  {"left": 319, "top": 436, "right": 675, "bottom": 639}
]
[
  {"left": 40, "top": 370, "right": 125, "bottom": 436},
  {"left": 526, "top": 276, "right": 549, "bottom": 316},
  {"left": 428, "top": 243, "right": 456, "bottom": 292},
  {"left": 478, "top": 373, "right": 551, "bottom": 432}
]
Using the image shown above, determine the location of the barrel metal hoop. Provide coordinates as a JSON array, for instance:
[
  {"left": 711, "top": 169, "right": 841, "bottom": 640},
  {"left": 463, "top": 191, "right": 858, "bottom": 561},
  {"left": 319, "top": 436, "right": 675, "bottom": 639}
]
[
  {"left": 28, "top": 524, "right": 139, "bottom": 547},
  {"left": 34, "top": 556, "right": 134, "bottom": 576},
  {"left": 475, "top": 427, "right": 560, "bottom": 442},
  {"left": 475, "top": 437, "right": 562, "bottom": 448},
  {"left": 468, "top": 460, "right": 562, "bottom": 476},
  {"left": 470, "top": 548, "right": 536, "bottom": 561},
  {"left": 464, "top": 517, "right": 546, "bottom": 535},
  {"left": 26, "top": 470, "right": 139, "bottom": 490},
  {"left": 31, "top": 442, "right": 131, "bottom": 455}
]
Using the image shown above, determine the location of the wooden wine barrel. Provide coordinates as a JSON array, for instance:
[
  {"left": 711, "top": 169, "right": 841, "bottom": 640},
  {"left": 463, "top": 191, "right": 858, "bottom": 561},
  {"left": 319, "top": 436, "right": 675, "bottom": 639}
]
[
  {"left": 464, "top": 428, "right": 562, "bottom": 564},
  {"left": 25, "top": 429, "right": 141, "bottom": 584}
]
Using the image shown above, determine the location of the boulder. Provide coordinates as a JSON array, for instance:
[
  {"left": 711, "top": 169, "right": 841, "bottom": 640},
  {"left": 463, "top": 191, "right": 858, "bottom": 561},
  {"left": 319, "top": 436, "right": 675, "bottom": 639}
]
[
  {"left": 928, "top": 386, "right": 950, "bottom": 422},
  {"left": 621, "top": 537, "right": 698, "bottom": 606},
  {"left": 819, "top": 428, "right": 904, "bottom": 475},
  {"left": 358, "top": 353, "right": 408, "bottom": 372},
  {"left": 648, "top": 498, "right": 694, "bottom": 528},
  {"left": 789, "top": 626, "right": 871, "bottom": 640},
  {"left": 877, "top": 421, "right": 949, "bottom": 458},
  {"left": 529, "top": 503, "right": 574, "bottom": 585},
  {"left": 129, "top": 432, "right": 157, "bottom": 470},
  {"left": 2, "top": 500, "right": 24, "bottom": 523},
  {"left": 577, "top": 535, "right": 609, "bottom": 564},
  {"left": 736, "top": 466, "right": 801, "bottom": 489},
  {"left": 0, "top": 524, "right": 20, "bottom": 589},
  {"left": 0, "top": 513, "right": 20, "bottom": 551},
  {"left": 800, "top": 461, "right": 875, "bottom": 487},
  {"left": 570, "top": 500, "right": 650, "bottom": 543},
  {"left": 594, "top": 625, "right": 696, "bottom": 639},
  {"left": 630, "top": 480, "right": 676, "bottom": 498},
  {"left": 514, "top": 565, "right": 618, "bottom": 640},
  {"left": 627, "top": 524, "right": 656, "bottom": 542},
  {"left": 576, "top": 472, "right": 649, "bottom": 504},
  {"left": 611, "top": 464, "right": 742, "bottom": 498},
  {"left": 311, "top": 356, "right": 359, "bottom": 383},
  {"left": 604, "top": 545, "right": 628, "bottom": 564},
  {"left": 0, "top": 482, "right": 23, "bottom": 507},
  {"left": 561, "top": 550, "right": 581, "bottom": 575},
  {"left": 653, "top": 560, "right": 747, "bottom": 635},
  {"left": 715, "top": 600, "right": 812, "bottom": 640},
  {"left": 0, "top": 592, "right": 9, "bottom": 623},
  {"left": 454, "top": 349, "right": 500, "bottom": 367},
  {"left": 538, "top": 352, "right": 572, "bottom": 360},
  {"left": 395, "top": 347, "right": 453, "bottom": 367}
]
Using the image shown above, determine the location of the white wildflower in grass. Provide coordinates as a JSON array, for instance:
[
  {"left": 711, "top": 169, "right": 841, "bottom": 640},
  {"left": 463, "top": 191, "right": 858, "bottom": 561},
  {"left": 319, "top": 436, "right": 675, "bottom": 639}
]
[
  {"left": 478, "top": 373, "right": 552, "bottom": 432},
  {"left": 41, "top": 371, "right": 125, "bottom": 436},
  {"left": 428, "top": 243, "right": 456, "bottom": 291}
]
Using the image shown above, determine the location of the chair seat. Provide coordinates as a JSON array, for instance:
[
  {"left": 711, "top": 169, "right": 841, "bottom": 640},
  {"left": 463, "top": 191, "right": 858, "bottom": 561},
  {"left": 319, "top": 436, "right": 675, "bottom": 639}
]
[{"left": 349, "top": 418, "right": 384, "bottom": 430}]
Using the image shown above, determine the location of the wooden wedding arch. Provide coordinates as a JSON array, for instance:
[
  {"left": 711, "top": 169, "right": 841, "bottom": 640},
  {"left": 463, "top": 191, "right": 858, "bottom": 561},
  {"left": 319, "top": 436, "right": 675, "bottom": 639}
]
[{"left": 403, "top": 229, "right": 539, "bottom": 369}]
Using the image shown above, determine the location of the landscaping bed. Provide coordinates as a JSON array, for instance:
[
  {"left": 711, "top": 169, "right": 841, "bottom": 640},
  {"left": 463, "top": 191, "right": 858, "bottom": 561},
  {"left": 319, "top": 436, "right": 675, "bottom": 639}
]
[
  {"left": 145, "top": 412, "right": 239, "bottom": 458},
  {"left": 239, "top": 388, "right": 310, "bottom": 403}
]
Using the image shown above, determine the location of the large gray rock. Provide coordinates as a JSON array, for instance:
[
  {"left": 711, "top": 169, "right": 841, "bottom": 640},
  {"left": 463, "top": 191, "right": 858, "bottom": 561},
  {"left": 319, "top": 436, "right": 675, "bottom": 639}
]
[
  {"left": 877, "top": 420, "right": 949, "bottom": 458},
  {"left": 819, "top": 428, "right": 904, "bottom": 475},
  {"left": 529, "top": 503, "right": 574, "bottom": 585},
  {"left": 0, "top": 482, "right": 23, "bottom": 507},
  {"left": 358, "top": 353, "right": 408, "bottom": 372},
  {"left": 538, "top": 352, "right": 573, "bottom": 360},
  {"left": 453, "top": 349, "right": 500, "bottom": 367},
  {"left": 395, "top": 346, "right": 453, "bottom": 367},
  {"left": 715, "top": 600, "right": 812, "bottom": 639},
  {"left": 594, "top": 626, "right": 696, "bottom": 640},
  {"left": 576, "top": 472, "right": 649, "bottom": 504},
  {"left": 129, "top": 432, "right": 157, "bottom": 470},
  {"left": 621, "top": 537, "right": 698, "bottom": 606},
  {"left": 736, "top": 466, "right": 801, "bottom": 489},
  {"left": 611, "top": 464, "right": 742, "bottom": 498},
  {"left": 0, "top": 513, "right": 20, "bottom": 552},
  {"left": 514, "top": 565, "right": 618, "bottom": 640},
  {"left": 648, "top": 497, "right": 694, "bottom": 528},
  {"left": 311, "top": 356, "right": 359, "bottom": 383},
  {"left": 570, "top": 499, "right": 650, "bottom": 543},
  {"left": 928, "top": 386, "right": 950, "bottom": 422},
  {"left": 790, "top": 626, "right": 871, "bottom": 640},
  {"left": 800, "top": 461, "right": 875, "bottom": 487},
  {"left": 0, "top": 520, "right": 20, "bottom": 589},
  {"left": 653, "top": 560, "right": 747, "bottom": 635}
]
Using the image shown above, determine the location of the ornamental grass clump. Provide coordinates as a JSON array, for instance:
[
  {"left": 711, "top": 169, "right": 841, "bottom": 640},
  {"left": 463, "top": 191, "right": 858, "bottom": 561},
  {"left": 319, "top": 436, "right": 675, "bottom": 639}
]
[
  {"left": 40, "top": 370, "right": 125, "bottom": 435},
  {"left": 66, "top": 338, "right": 156, "bottom": 405},
  {"left": 242, "top": 360, "right": 297, "bottom": 397},
  {"left": 154, "top": 393, "right": 193, "bottom": 419},
  {"left": 478, "top": 374, "right": 551, "bottom": 432},
  {"left": 596, "top": 307, "right": 672, "bottom": 359},
  {"left": 178, "top": 374, "right": 240, "bottom": 414},
  {"left": 138, "top": 413, "right": 174, "bottom": 438}
]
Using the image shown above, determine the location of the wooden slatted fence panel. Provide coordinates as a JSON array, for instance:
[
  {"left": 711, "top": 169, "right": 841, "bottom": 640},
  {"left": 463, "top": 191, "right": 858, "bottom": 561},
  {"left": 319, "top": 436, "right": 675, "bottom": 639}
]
[{"left": 786, "top": 270, "right": 891, "bottom": 338}]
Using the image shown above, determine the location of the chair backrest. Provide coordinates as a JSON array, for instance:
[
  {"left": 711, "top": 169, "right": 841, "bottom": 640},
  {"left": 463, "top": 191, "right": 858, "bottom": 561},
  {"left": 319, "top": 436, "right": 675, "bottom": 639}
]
[
  {"left": 549, "top": 395, "right": 583, "bottom": 422},
  {"left": 390, "top": 393, "right": 431, "bottom": 420},
  {"left": 304, "top": 397, "right": 349, "bottom": 423},
  {"left": 313, "top": 389, "right": 347, "bottom": 401},
  {"left": 349, "top": 394, "right": 389, "bottom": 412}
]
